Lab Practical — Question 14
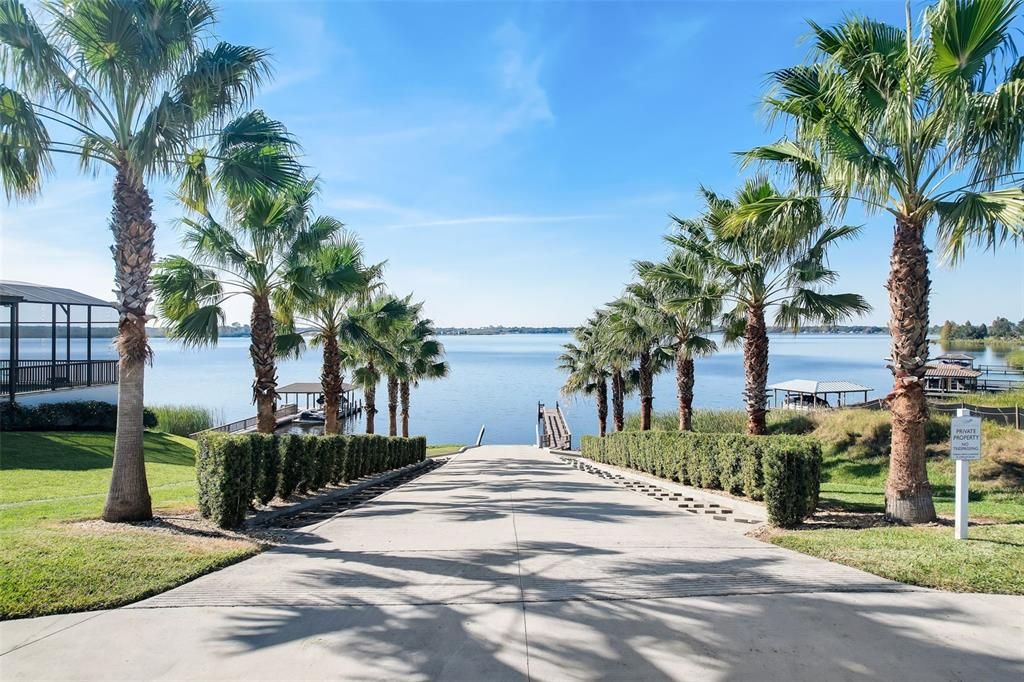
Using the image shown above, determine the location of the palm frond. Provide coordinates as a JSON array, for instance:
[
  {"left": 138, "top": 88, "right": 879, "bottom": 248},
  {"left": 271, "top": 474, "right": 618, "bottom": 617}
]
[
  {"left": 935, "top": 187, "right": 1024, "bottom": 262},
  {"left": 0, "top": 84, "right": 51, "bottom": 198}
]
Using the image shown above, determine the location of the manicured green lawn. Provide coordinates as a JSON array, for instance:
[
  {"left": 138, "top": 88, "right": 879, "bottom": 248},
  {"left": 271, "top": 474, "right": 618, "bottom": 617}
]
[
  {"left": 426, "top": 443, "right": 463, "bottom": 457},
  {"left": 770, "top": 524, "right": 1024, "bottom": 594},
  {"left": 0, "top": 432, "right": 258, "bottom": 620}
]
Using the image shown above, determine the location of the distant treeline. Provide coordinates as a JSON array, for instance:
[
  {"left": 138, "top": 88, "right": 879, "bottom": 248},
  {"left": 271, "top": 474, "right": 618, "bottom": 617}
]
[
  {"left": 434, "top": 324, "right": 886, "bottom": 336},
  {"left": 3, "top": 324, "right": 251, "bottom": 339},
  {"left": 934, "top": 317, "right": 1024, "bottom": 341},
  {"left": 436, "top": 326, "right": 574, "bottom": 335}
]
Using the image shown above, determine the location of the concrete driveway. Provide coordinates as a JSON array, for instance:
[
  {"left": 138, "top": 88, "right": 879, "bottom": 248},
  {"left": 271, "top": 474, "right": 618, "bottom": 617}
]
[{"left": 2, "top": 445, "right": 1022, "bottom": 681}]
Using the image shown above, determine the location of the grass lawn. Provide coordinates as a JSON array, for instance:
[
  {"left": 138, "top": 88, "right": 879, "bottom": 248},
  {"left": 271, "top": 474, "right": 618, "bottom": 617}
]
[
  {"left": 811, "top": 410, "right": 1024, "bottom": 523},
  {"left": 426, "top": 443, "right": 463, "bottom": 457},
  {"left": 772, "top": 409, "right": 1024, "bottom": 593},
  {"left": 769, "top": 524, "right": 1024, "bottom": 594},
  {"left": 0, "top": 432, "right": 259, "bottom": 620}
]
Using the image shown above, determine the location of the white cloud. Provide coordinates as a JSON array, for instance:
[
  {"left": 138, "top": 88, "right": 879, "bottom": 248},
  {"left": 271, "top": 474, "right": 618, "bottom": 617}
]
[{"left": 493, "top": 22, "right": 554, "bottom": 133}]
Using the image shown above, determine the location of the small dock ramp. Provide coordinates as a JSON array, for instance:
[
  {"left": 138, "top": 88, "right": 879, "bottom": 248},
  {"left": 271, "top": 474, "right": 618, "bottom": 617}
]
[{"left": 537, "top": 401, "right": 572, "bottom": 450}]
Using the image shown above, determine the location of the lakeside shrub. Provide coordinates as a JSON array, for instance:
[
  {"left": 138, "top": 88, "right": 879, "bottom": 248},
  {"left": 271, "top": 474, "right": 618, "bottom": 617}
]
[
  {"left": 0, "top": 401, "right": 157, "bottom": 432},
  {"left": 250, "top": 434, "right": 279, "bottom": 505},
  {"left": 762, "top": 438, "right": 821, "bottom": 527},
  {"left": 277, "top": 435, "right": 306, "bottom": 500},
  {"left": 195, "top": 433, "right": 253, "bottom": 528},
  {"left": 197, "top": 432, "right": 427, "bottom": 528},
  {"left": 580, "top": 431, "right": 822, "bottom": 528},
  {"left": 147, "top": 404, "right": 221, "bottom": 436}
]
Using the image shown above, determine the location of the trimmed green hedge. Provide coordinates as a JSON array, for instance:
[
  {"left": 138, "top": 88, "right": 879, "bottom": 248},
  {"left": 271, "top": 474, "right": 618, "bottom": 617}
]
[
  {"left": 580, "top": 431, "right": 821, "bottom": 528},
  {"left": 0, "top": 400, "right": 157, "bottom": 432},
  {"left": 196, "top": 432, "right": 427, "bottom": 528}
]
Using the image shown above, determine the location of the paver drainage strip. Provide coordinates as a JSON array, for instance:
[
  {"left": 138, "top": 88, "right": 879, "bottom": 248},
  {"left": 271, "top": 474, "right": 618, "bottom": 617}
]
[
  {"left": 559, "top": 457, "right": 760, "bottom": 524},
  {"left": 263, "top": 457, "right": 449, "bottom": 529}
]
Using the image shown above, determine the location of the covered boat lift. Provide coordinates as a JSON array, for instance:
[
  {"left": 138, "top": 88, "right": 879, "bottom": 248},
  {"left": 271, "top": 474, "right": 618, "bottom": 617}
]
[
  {"left": 768, "top": 379, "right": 872, "bottom": 410},
  {"left": 277, "top": 381, "right": 361, "bottom": 412}
]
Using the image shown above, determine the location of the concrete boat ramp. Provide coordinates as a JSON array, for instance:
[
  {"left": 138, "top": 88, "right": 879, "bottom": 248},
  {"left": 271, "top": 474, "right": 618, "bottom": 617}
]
[{"left": 2, "top": 446, "right": 1021, "bottom": 680}]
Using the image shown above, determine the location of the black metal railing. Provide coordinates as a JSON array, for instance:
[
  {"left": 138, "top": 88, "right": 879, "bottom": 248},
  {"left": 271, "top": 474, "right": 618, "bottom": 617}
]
[
  {"left": 191, "top": 403, "right": 299, "bottom": 438},
  {"left": 0, "top": 359, "right": 119, "bottom": 395}
]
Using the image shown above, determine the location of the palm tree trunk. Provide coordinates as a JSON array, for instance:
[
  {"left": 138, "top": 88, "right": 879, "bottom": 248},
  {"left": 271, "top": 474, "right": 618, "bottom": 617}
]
[
  {"left": 885, "top": 216, "right": 936, "bottom": 523},
  {"left": 365, "top": 358, "right": 377, "bottom": 434},
  {"left": 400, "top": 379, "right": 411, "bottom": 437},
  {"left": 250, "top": 294, "right": 278, "bottom": 434},
  {"left": 744, "top": 305, "right": 769, "bottom": 435},
  {"left": 676, "top": 348, "right": 695, "bottom": 432},
  {"left": 387, "top": 373, "right": 399, "bottom": 436},
  {"left": 321, "top": 334, "right": 342, "bottom": 435},
  {"left": 596, "top": 377, "right": 608, "bottom": 437},
  {"left": 612, "top": 369, "right": 625, "bottom": 432},
  {"left": 639, "top": 350, "right": 653, "bottom": 431},
  {"left": 103, "top": 165, "right": 154, "bottom": 522}
]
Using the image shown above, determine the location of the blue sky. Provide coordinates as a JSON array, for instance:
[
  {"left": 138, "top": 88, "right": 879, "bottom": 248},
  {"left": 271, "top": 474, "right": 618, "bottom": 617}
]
[{"left": 2, "top": 0, "right": 1022, "bottom": 327}]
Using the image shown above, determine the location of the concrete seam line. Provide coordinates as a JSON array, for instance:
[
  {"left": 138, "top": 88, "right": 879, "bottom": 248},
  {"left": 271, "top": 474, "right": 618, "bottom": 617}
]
[
  {"left": 0, "top": 611, "right": 107, "bottom": 657},
  {"left": 507, "top": 490, "right": 533, "bottom": 682}
]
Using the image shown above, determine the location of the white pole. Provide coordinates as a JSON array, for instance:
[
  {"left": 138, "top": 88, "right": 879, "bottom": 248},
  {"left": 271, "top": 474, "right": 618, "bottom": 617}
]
[{"left": 955, "top": 408, "right": 970, "bottom": 540}]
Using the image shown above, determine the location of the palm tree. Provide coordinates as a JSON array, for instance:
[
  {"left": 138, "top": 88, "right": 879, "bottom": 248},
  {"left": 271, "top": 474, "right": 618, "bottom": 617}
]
[
  {"left": 669, "top": 181, "right": 869, "bottom": 436},
  {"left": 378, "top": 299, "right": 422, "bottom": 436},
  {"left": 594, "top": 311, "right": 633, "bottom": 432},
  {"left": 1, "top": 0, "right": 301, "bottom": 521},
  {"left": 559, "top": 313, "right": 610, "bottom": 436},
  {"left": 742, "top": 0, "right": 1024, "bottom": 522},
  {"left": 153, "top": 181, "right": 336, "bottom": 434},
  {"left": 636, "top": 252, "right": 724, "bottom": 431},
  {"left": 342, "top": 293, "right": 413, "bottom": 435},
  {"left": 274, "top": 234, "right": 384, "bottom": 435},
  {"left": 607, "top": 289, "right": 671, "bottom": 431},
  {"left": 395, "top": 316, "right": 450, "bottom": 437}
]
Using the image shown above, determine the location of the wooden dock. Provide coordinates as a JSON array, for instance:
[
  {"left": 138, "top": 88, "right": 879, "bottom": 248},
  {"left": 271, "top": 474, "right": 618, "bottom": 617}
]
[{"left": 538, "top": 402, "right": 572, "bottom": 450}]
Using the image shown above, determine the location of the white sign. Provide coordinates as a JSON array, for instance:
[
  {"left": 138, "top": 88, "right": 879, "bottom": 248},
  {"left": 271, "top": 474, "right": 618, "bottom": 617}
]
[{"left": 950, "top": 415, "right": 982, "bottom": 461}]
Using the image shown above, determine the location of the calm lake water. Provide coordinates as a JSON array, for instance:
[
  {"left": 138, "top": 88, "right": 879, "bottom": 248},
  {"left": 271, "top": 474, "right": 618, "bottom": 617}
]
[{"left": 10, "top": 333, "right": 1013, "bottom": 445}]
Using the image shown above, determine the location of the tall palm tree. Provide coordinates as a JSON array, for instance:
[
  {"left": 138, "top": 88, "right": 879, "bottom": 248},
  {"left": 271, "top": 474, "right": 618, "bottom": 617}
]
[
  {"left": 742, "top": 0, "right": 1024, "bottom": 522},
  {"left": 607, "top": 289, "right": 671, "bottom": 431},
  {"left": 274, "top": 234, "right": 384, "bottom": 435},
  {"left": 379, "top": 299, "right": 422, "bottom": 436},
  {"left": 395, "top": 316, "right": 449, "bottom": 437},
  {"left": 559, "top": 313, "right": 610, "bottom": 436},
  {"left": 636, "top": 252, "right": 724, "bottom": 431},
  {"left": 594, "top": 311, "right": 633, "bottom": 432},
  {"left": 153, "top": 181, "right": 335, "bottom": 434},
  {"left": 1, "top": 0, "right": 301, "bottom": 522},
  {"left": 343, "top": 293, "right": 412, "bottom": 435},
  {"left": 670, "top": 181, "right": 869, "bottom": 436}
]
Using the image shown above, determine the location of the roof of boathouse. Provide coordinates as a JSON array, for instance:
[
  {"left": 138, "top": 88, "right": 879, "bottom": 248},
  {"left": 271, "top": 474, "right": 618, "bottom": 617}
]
[
  {"left": 278, "top": 381, "right": 356, "bottom": 394},
  {"left": 767, "top": 379, "right": 873, "bottom": 394},
  {"left": 924, "top": 363, "right": 982, "bottom": 378}
]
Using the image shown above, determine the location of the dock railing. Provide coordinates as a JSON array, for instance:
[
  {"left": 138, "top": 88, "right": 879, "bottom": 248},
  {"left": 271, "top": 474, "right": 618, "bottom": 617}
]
[{"left": 191, "top": 403, "right": 299, "bottom": 438}]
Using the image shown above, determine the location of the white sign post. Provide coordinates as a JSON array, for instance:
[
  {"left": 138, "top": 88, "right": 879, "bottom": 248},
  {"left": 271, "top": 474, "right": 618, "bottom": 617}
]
[{"left": 950, "top": 408, "right": 982, "bottom": 540}]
